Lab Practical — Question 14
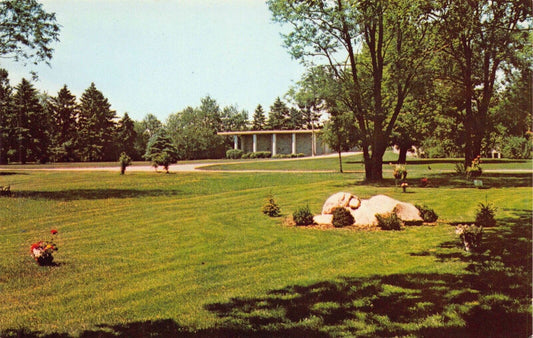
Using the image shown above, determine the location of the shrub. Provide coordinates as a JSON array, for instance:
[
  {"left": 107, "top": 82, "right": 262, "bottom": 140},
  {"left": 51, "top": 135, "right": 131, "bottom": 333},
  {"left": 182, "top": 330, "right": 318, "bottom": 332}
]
[
  {"left": 292, "top": 205, "right": 314, "bottom": 226},
  {"left": 250, "top": 152, "right": 271, "bottom": 159},
  {"left": 262, "top": 195, "right": 281, "bottom": 217},
  {"left": 456, "top": 224, "right": 483, "bottom": 251},
  {"left": 416, "top": 204, "right": 439, "bottom": 223},
  {"left": 119, "top": 152, "right": 132, "bottom": 175},
  {"left": 393, "top": 165, "right": 407, "bottom": 180},
  {"left": 332, "top": 207, "right": 354, "bottom": 228},
  {"left": 242, "top": 153, "right": 251, "bottom": 159},
  {"left": 454, "top": 162, "right": 466, "bottom": 175},
  {"left": 475, "top": 202, "right": 497, "bottom": 227},
  {"left": 375, "top": 212, "right": 403, "bottom": 230},
  {"left": 226, "top": 149, "right": 244, "bottom": 159}
]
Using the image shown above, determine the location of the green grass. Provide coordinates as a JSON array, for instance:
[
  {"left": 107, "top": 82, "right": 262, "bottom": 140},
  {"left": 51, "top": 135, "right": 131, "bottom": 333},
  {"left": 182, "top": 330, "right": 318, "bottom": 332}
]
[{"left": 0, "top": 161, "right": 531, "bottom": 336}]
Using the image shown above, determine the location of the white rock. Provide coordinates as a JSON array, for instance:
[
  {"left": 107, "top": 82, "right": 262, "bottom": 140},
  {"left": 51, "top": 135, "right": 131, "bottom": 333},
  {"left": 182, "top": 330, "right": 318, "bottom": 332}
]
[
  {"left": 321, "top": 192, "right": 360, "bottom": 214},
  {"left": 313, "top": 214, "right": 333, "bottom": 225}
]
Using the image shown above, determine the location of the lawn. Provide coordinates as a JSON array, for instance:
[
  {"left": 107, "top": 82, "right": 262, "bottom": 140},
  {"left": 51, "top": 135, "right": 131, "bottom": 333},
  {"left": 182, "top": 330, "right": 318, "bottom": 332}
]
[{"left": 0, "top": 159, "right": 531, "bottom": 337}]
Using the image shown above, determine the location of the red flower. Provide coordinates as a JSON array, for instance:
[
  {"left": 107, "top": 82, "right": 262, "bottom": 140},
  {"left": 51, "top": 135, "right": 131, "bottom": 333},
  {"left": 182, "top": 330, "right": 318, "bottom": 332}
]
[{"left": 51, "top": 229, "right": 58, "bottom": 235}]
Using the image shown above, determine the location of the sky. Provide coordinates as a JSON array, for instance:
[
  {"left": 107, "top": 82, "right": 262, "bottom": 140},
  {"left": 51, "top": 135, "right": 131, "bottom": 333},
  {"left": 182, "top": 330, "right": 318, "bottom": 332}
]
[{"left": 2, "top": 0, "right": 305, "bottom": 122}]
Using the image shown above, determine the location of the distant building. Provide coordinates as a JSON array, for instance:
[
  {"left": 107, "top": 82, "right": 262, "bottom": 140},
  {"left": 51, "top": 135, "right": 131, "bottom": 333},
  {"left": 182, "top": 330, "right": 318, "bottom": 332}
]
[{"left": 218, "top": 130, "right": 331, "bottom": 157}]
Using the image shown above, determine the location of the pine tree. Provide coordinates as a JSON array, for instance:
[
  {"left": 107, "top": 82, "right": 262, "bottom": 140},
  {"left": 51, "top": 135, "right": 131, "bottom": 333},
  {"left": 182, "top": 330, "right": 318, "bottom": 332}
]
[
  {"left": 144, "top": 132, "right": 179, "bottom": 173},
  {"left": 115, "top": 113, "right": 137, "bottom": 159},
  {"left": 48, "top": 85, "right": 79, "bottom": 162},
  {"left": 0, "top": 69, "right": 12, "bottom": 164},
  {"left": 78, "top": 83, "right": 117, "bottom": 161},
  {"left": 268, "top": 97, "right": 289, "bottom": 130},
  {"left": 11, "top": 78, "right": 48, "bottom": 163},
  {"left": 252, "top": 104, "right": 267, "bottom": 130}
]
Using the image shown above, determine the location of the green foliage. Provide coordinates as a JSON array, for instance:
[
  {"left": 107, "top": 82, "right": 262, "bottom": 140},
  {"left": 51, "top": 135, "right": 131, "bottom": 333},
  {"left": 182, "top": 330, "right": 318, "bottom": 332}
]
[
  {"left": 331, "top": 207, "right": 354, "bottom": 228},
  {"left": 262, "top": 195, "right": 281, "bottom": 217},
  {"left": 475, "top": 202, "right": 497, "bottom": 227},
  {"left": 292, "top": 205, "right": 314, "bottom": 226},
  {"left": 267, "top": 97, "right": 290, "bottom": 130},
  {"left": 415, "top": 204, "right": 439, "bottom": 223},
  {"left": 375, "top": 212, "right": 403, "bottom": 231},
  {"left": 455, "top": 224, "right": 483, "bottom": 252},
  {"left": 144, "top": 133, "right": 179, "bottom": 173},
  {"left": 252, "top": 104, "right": 267, "bottom": 130},
  {"left": 0, "top": 0, "right": 61, "bottom": 66},
  {"left": 454, "top": 162, "right": 466, "bottom": 175},
  {"left": 48, "top": 85, "right": 79, "bottom": 162},
  {"left": 393, "top": 165, "right": 407, "bottom": 180},
  {"left": 249, "top": 151, "right": 272, "bottom": 159},
  {"left": 118, "top": 152, "right": 132, "bottom": 175},
  {"left": 501, "top": 136, "right": 532, "bottom": 159},
  {"left": 466, "top": 155, "right": 482, "bottom": 179},
  {"left": 226, "top": 149, "right": 244, "bottom": 159}
]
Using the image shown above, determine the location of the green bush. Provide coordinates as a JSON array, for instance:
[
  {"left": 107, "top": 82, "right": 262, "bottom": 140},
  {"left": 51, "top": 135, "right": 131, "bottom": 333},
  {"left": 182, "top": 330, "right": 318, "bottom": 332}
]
[
  {"left": 242, "top": 153, "right": 251, "bottom": 159},
  {"left": 226, "top": 149, "right": 244, "bottom": 159},
  {"left": 375, "top": 212, "right": 403, "bottom": 230},
  {"left": 415, "top": 204, "right": 439, "bottom": 223},
  {"left": 262, "top": 195, "right": 281, "bottom": 217},
  {"left": 249, "top": 151, "right": 272, "bottom": 159},
  {"left": 456, "top": 224, "right": 483, "bottom": 251},
  {"left": 119, "top": 152, "right": 132, "bottom": 175},
  {"left": 332, "top": 207, "right": 354, "bottom": 228},
  {"left": 292, "top": 205, "right": 314, "bottom": 226},
  {"left": 475, "top": 202, "right": 497, "bottom": 227}
]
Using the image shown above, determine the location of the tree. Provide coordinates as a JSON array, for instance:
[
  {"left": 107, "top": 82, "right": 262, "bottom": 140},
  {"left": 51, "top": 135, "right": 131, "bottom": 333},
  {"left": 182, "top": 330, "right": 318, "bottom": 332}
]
[
  {"left": 0, "top": 0, "right": 60, "bottom": 69},
  {"left": 268, "top": 0, "right": 436, "bottom": 180},
  {"left": 78, "top": 83, "right": 117, "bottom": 161},
  {"left": 115, "top": 113, "right": 137, "bottom": 159},
  {"left": 144, "top": 132, "right": 178, "bottom": 173},
  {"left": 431, "top": 0, "right": 531, "bottom": 166},
  {"left": 322, "top": 111, "right": 359, "bottom": 173},
  {"left": 0, "top": 69, "right": 12, "bottom": 164},
  {"left": 11, "top": 78, "right": 48, "bottom": 163},
  {"left": 220, "top": 105, "right": 248, "bottom": 131},
  {"left": 48, "top": 85, "right": 79, "bottom": 162},
  {"left": 251, "top": 104, "right": 267, "bottom": 130},
  {"left": 268, "top": 97, "right": 289, "bottom": 130}
]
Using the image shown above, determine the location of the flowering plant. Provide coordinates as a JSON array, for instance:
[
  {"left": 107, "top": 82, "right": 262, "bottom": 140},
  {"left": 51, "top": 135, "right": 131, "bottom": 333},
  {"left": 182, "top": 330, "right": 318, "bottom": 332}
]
[
  {"left": 30, "top": 229, "right": 58, "bottom": 266},
  {"left": 393, "top": 165, "right": 407, "bottom": 180},
  {"left": 466, "top": 155, "right": 482, "bottom": 179},
  {"left": 455, "top": 224, "right": 482, "bottom": 252}
]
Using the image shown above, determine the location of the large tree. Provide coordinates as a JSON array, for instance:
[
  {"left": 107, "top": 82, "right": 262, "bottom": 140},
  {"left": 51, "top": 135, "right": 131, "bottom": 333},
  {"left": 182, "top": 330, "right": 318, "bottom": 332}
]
[
  {"left": 251, "top": 104, "right": 267, "bottom": 130},
  {"left": 11, "top": 78, "right": 48, "bottom": 163},
  {"left": 0, "top": 69, "right": 12, "bottom": 164},
  {"left": 268, "top": 0, "right": 435, "bottom": 180},
  {"left": 431, "top": 0, "right": 531, "bottom": 166},
  {"left": 78, "top": 83, "right": 117, "bottom": 161},
  {"left": 0, "top": 0, "right": 60, "bottom": 69},
  {"left": 268, "top": 97, "right": 290, "bottom": 130},
  {"left": 48, "top": 85, "right": 79, "bottom": 162},
  {"left": 115, "top": 113, "right": 137, "bottom": 159}
]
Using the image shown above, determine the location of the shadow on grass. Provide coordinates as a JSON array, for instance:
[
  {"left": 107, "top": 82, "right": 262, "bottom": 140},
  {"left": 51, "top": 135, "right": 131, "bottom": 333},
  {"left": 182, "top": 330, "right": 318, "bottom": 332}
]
[
  {"left": 12, "top": 189, "right": 183, "bottom": 201},
  {"left": 348, "top": 172, "right": 532, "bottom": 189},
  {"left": 4, "top": 212, "right": 531, "bottom": 337}
]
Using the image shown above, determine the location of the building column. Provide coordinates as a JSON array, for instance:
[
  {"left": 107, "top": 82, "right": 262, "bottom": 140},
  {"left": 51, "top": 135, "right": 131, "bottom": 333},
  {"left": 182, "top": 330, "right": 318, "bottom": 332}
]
[
  {"left": 253, "top": 134, "right": 257, "bottom": 153},
  {"left": 292, "top": 133, "right": 296, "bottom": 154},
  {"left": 233, "top": 135, "right": 239, "bottom": 150},
  {"left": 312, "top": 131, "right": 316, "bottom": 157},
  {"left": 272, "top": 134, "right": 277, "bottom": 156}
]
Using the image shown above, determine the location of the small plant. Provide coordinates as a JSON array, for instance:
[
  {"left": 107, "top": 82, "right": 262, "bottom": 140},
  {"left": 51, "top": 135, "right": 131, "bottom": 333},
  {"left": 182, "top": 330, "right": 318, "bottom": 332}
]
[
  {"left": 375, "top": 212, "right": 403, "bottom": 230},
  {"left": 332, "top": 207, "right": 354, "bottom": 228},
  {"left": 262, "top": 195, "right": 281, "bottom": 217},
  {"left": 119, "top": 152, "right": 132, "bottom": 175},
  {"left": 466, "top": 155, "right": 482, "bottom": 179},
  {"left": 30, "top": 229, "right": 59, "bottom": 266},
  {"left": 393, "top": 164, "right": 407, "bottom": 180},
  {"left": 292, "top": 205, "right": 315, "bottom": 226},
  {"left": 454, "top": 162, "right": 466, "bottom": 175},
  {"left": 475, "top": 201, "right": 497, "bottom": 227},
  {"left": 456, "top": 224, "right": 483, "bottom": 251},
  {"left": 415, "top": 204, "right": 439, "bottom": 223},
  {"left": 0, "top": 185, "right": 11, "bottom": 196}
]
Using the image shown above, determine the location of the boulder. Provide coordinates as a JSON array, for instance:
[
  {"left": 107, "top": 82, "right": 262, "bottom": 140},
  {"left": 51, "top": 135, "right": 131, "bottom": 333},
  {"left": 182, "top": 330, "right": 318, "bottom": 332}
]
[
  {"left": 313, "top": 214, "right": 333, "bottom": 225},
  {"left": 321, "top": 192, "right": 360, "bottom": 214},
  {"left": 318, "top": 193, "right": 422, "bottom": 227}
]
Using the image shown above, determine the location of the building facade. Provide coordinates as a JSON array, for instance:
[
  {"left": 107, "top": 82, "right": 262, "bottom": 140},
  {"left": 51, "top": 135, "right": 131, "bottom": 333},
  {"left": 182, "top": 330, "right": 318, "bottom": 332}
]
[{"left": 218, "top": 130, "right": 331, "bottom": 157}]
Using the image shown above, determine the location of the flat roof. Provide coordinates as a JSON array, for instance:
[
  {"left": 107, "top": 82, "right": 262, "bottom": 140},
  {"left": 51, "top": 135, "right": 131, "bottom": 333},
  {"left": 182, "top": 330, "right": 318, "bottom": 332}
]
[{"left": 218, "top": 129, "right": 322, "bottom": 136}]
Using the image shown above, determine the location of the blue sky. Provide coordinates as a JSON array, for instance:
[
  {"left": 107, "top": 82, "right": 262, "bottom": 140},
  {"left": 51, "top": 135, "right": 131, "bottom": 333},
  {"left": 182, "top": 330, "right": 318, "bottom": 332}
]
[{"left": 2, "top": 0, "right": 304, "bottom": 121}]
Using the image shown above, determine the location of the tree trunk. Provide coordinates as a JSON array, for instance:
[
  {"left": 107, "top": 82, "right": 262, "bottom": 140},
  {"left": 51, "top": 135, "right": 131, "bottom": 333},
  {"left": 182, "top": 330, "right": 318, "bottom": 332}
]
[
  {"left": 338, "top": 150, "right": 343, "bottom": 173},
  {"left": 397, "top": 144, "right": 409, "bottom": 164}
]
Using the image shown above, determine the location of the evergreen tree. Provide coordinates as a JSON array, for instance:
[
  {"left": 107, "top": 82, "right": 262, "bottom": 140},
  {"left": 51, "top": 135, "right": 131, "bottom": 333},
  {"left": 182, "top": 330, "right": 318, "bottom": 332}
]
[
  {"left": 78, "top": 83, "right": 117, "bottom": 161},
  {"left": 268, "top": 97, "right": 289, "bottom": 130},
  {"left": 48, "top": 85, "right": 79, "bottom": 162},
  {"left": 144, "top": 132, "right": 179, "bottom": 173},
  {"left": 286, "top": 107, "right": 305, "bottom": 130},
  {"left": 0, "top": 69, "right": 12, "bottom": 164},
  {"left": 251, "top": 104, "right": 267, "bottom": 130},
  {"left": 11, "top": 78, "right": 48, "bottom": 163},
  {"left": 115, "top": 113, "right": 137, "bottom": 159}
]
